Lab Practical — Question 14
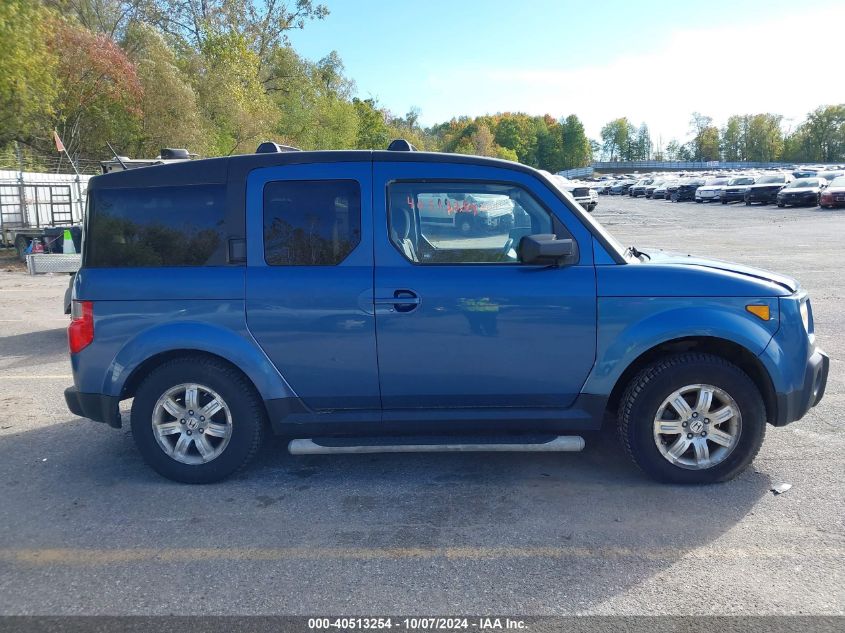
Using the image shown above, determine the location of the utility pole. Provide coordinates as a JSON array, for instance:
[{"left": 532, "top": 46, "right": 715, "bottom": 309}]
[{"left": 13, "top": 141, "right": 30, "bottom": 241}]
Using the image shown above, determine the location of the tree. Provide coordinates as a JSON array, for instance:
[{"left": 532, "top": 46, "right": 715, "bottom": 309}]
[
  {"left": 600, "top": 118, "right": 634, "bottom": 161},
  {"left": 689, "top": 112, "right": 720, "bottom": 161},
  {"left": 146, "top": 0, "right": 328, "bottom": 57},
  {"left": 787, "top": 105, "right": 845, "bottom": 163},
  {"left": 721, "top": 115, "right": 746, "bottom": 161},
  {"left": 560, "top": 115, "right": 591, "bottom": 169},
  {"left": 122, "top": 23, "right": 205, "bottom": 155},
  {"left": 353, "top": 98, "right": 390, "bottom": 149},
  {"left": 196, "top": 30, "right": 276, "bottom": 154},
  {"left": 634, "top": 123, "right": 651, "bottom": 161},
  {"left": 745, "top": 113, "right": 784, "bottom": 162},
  {"left": 48, "top": 17, "right": 143, "bottom": 159},
  {"left": 0, "top": 0, "right": 57, "bottom": 146}
]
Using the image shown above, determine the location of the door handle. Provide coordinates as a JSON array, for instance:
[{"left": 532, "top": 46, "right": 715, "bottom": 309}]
[{"left": 374, "top": 290, "right": 420, "bottom": 313}]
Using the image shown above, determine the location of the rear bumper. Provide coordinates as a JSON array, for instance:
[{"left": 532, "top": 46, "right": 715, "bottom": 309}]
[
  {"left": 773, "top": 349, "right": 829, "bottom": 426},
  {"left": 64, "top": 387, "right": 122, "bottom": 428}
]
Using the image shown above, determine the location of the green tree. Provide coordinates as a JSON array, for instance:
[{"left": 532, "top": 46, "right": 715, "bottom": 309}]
[
  {"left": 745, "top": 113, "right": 784, "bottom": 162},
  {"left": 689, "top": 112, "right": 720, "bottom": 161},
  {"left": 196, "top": 30, "right": 276, "bottom": 154},
  {"left": 600, "top": 117, "right": 634, "bottom": 161},
  {"left": 0, "top": 0, "right": 57, "bottom": 146},
  {"left": 560, "top": 114, "right": 591, "bottom": 169},
  {"left": 634, "top": 123, "right": 651, "bottom": 160},
  {"left": 787, "top": 105, "right": 845, "bottom": 162},
  {"left": 352, "top": 98, "right": 390, "bottom": 149},
  {"left": 122, "top": 23, "right": 206, "bottom": 156}
]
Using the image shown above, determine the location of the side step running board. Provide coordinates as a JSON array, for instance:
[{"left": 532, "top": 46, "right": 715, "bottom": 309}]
[{"left": 288, "top": 435, "right": 585, "bottom": 455}]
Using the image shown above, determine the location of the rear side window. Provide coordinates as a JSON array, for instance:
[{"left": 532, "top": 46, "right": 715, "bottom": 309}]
[
  {"left": 263, "top": 180, "right": 361, "bottom": 266},
  {"left": 86, "top": 184, "right": 227, "bottom": 267}
]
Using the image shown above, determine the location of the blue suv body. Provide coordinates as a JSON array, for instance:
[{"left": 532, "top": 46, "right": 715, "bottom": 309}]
[{"left": 65, "top": 146, "right": 828, "bottom": 483}]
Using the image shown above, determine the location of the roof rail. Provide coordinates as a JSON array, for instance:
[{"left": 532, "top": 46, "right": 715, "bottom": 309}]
[
  {"left": 256, "top": 141, "right": 302, "bottom": 154},
  {"left": 387, "top": 139, "right": 417, "bottom": 152}
]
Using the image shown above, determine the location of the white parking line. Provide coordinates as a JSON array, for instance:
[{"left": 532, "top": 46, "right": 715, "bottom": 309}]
[{"left": 0, "top": 375, "right": 72, "bottom": 379}]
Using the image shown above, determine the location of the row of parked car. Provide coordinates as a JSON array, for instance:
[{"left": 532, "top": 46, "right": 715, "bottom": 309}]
[{"left": 591, "top": 168, "right": 845, "bottom": 208}]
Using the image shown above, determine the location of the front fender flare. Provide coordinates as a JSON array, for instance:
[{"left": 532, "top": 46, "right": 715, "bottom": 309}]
[{"left": 582, "top": 298, "right": 780, "bottom": 396}]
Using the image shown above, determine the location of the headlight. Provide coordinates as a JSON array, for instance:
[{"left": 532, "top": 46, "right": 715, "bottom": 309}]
[{"left": 800, "top": 300, "right": 810, "bottom": 333}]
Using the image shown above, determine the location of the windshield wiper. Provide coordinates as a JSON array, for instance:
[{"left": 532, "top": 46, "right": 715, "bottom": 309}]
[{"left": 626, "top": 246, "right": 651, "bottom": 261}]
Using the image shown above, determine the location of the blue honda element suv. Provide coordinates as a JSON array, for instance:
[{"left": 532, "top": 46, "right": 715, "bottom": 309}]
[{"left": 65, "top": 142, "right": 829, "bottom": 484}]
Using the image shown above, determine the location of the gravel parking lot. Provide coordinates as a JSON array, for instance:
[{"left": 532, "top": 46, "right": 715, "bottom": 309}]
[{"left": 0, "top": 196, "right": 842, "bottom": 616}]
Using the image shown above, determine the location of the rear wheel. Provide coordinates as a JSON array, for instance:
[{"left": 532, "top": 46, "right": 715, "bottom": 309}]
[
  {"left": 131, "top": 356, "right": 265, "bottom": 483},
  {"left": 619, "top": 353, "right": 766, "bottom": 484},
  {"left": 455, "top": 212, "right": 476, "bottom": 236}
]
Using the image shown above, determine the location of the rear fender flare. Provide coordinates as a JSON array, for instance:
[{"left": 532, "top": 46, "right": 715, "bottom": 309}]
[{"left": 103, "top": 321, "right": 295, "bottom": 401}]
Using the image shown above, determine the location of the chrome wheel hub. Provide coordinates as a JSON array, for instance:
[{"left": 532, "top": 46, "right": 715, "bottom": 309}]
[
  {"left": 152, "top": 383, "right": 233, "bottom": 465},
  {"left": 653, "top": 384, "right": 741, "bottom": 470}
]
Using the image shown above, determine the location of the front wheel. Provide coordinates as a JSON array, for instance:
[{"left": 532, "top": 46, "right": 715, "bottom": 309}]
[
  {"left": 619, "top": 353, "right": 766, "bottom": 484},
  {"left": 131, "top": 356, "right": 266, "bottom": 483}
]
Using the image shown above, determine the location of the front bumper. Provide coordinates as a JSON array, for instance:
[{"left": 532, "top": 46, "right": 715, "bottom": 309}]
[
  {"left": 778, "top": 194, "right": 818, "bottom": 206},
  {"left": 745, "top": 189, "right": 780, "bottom": 203},
  {"left": 773, "top": 349, "right": 829, "bottom": 426},
  {"left": 65, "top": 387, "right": 122, "bottom": 428}
]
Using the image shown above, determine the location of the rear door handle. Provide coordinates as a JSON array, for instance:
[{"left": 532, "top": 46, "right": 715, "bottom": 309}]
[{"left": 374, "top": 290, "right": 420, "bottom": 313}]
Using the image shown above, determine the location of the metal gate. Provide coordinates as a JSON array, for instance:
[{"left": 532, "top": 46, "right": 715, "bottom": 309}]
[{"left": 0, "top": 184, "right": 24, "bottom": 228}]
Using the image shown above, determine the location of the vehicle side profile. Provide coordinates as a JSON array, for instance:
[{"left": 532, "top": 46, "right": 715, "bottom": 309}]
[{"left": 65, "top": 144, "right": 828, "bottom": 484}]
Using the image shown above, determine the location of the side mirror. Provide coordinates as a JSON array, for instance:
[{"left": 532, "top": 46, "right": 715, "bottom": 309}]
[{"left": 519, "top": 234, "right": 577, "bottom": 266}]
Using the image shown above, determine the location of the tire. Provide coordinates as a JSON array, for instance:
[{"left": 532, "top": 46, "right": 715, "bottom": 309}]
[
  {"left": 745, "top": 201, "right": 751, "bottom": 206},
  {"left": 721, "top": 200, "right": 727, "bottom": 205},
  {"left": 618, "top": 353, "right": 766, "bottom": 484},
  {"left": 777, "top": 203, "right": 784, "bottom": 208},
  {"left": 695, "top": 199, "right": 702, "bottom": 204},
  {"left": 131, "top": 356, "right": 266, "bottom": 483},
  {"left": 455, "top": 212, "right": 476, "bottom": 236}
]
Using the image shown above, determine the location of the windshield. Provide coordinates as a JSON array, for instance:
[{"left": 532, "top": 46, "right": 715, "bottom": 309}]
[
  {"left": 831, "top": 176, "right": 845, "bottom": 187},
  {"left": 818, "top": 172, "right": 844, "bottom": 181},
  {"left": 728, "top": 177, "right": 755, "bottom": 185},
  {"left": 544, "top": 174, "right": 630, "bottom": 261},
  {"left": 786, "top": 178, "right": 821, "bottom": 188},
  {"left": 756, "top": 174, "right": 787, "bottom": 184}
]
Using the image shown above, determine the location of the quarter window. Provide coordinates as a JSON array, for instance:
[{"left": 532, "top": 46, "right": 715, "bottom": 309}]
[
  {"left": 86, "top": 184, "right": 227, "bottom": 268},
  {"left": 388, "top": 182, "right": 555, "bottom": 264},
  {"left": 263, "top": 180, "right": 361, "bottom": 266}
]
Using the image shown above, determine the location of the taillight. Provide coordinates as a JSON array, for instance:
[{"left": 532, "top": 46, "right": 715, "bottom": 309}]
[{"left": 68, "top": 300, "right": 94, "bottom": 353}]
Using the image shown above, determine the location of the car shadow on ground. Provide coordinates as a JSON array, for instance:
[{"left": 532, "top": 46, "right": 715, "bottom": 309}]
[
  {"left": 0, "top": 416, "right": 772, "bottom": 613},
  {"left": 0, "top": 328, "right": 67, "bottom": 372}
]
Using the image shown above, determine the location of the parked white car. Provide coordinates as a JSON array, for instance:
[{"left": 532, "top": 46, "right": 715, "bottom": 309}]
[{"left": 695, "top": 177, "right": 731, "bottom": 203}]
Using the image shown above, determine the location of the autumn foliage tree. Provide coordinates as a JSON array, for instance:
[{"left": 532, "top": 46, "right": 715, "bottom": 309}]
[{"left": 48, "top": 17, "right": 143, "bottom": 158}]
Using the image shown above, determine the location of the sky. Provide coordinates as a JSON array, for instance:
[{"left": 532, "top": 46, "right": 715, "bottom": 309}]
[{"left": 289, "top": 0, "right": 845, "bottom": 145}]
